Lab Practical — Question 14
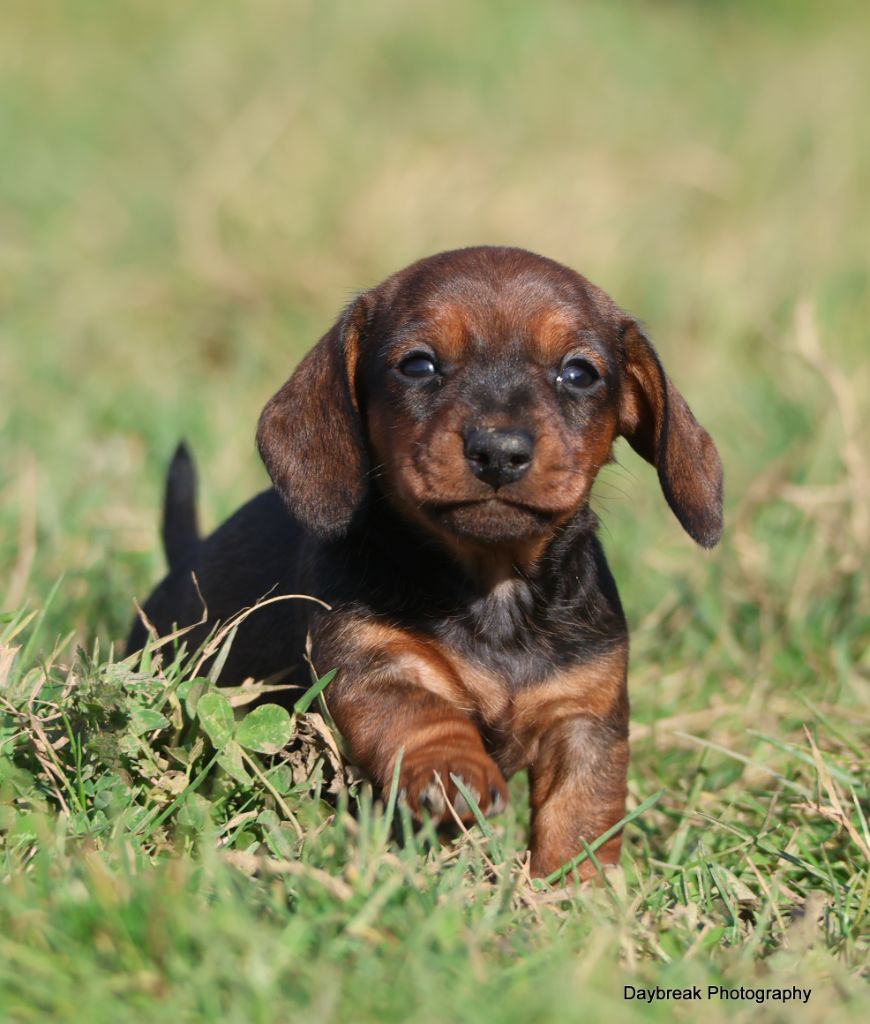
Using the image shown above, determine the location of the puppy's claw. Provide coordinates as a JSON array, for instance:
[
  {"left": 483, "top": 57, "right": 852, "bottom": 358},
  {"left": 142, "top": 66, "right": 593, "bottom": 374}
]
[
  {"left": 419, "top": 779, "right": 446, "bottom": 817},
  {"left": 488, "top": 785, "right": 505, "bottom": 815},
  {"left": 451, "top": 777, "right": 480, "bottom": 819}
]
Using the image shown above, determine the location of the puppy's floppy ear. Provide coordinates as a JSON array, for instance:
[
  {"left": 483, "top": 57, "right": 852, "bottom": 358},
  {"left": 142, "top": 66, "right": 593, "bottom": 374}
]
[
  {"left": 257, "top": 294, "right": 370, "bottom": 538},
  {"left": 618, "top": 320, "right": 723, "bottom": 548}
]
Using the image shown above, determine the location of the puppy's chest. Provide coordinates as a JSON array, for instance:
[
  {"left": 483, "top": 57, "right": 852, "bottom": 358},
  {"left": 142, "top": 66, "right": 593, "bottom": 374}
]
[
  {"left": 431, "top": 576, "right": 606, "bottom": 688},
  {"left": 427, "top": 591, "right": 628, "bottom": 748}
]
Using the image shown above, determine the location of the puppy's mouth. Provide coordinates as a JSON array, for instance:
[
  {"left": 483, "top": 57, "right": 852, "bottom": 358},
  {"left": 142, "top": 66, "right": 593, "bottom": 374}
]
[{"left": 424, "top": 497, "right": 555, "bottom": 542}]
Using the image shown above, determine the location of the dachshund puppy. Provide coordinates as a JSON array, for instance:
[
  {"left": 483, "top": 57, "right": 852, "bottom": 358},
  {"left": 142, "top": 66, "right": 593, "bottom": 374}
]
[{"left": 128, "top": 246, "right": 722, "bottom": 879}]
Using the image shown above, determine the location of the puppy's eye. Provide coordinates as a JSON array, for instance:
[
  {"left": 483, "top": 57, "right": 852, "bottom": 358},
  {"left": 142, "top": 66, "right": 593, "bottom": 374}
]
[
  {"left": 398, "top": 353, "right": 438, "bottom": 379},
  {"left": 558, "top": 358, "right": 600, "bottom": 391}
]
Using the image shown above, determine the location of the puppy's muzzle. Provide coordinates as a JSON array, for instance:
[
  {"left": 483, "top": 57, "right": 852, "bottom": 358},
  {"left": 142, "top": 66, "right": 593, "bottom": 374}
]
[{"left": 463, "top": 427, "right": 535, "bottom": 490}]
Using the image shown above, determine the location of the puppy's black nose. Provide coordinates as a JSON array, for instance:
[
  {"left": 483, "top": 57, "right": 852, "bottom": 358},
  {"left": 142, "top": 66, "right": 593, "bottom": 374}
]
[{"left": 463, "top": 428, "right": 534, "bottom": 490}]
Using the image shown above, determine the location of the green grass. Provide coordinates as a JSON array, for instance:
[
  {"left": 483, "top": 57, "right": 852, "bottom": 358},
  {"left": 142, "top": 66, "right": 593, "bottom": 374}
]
[{"left": 1, "top": 1, "right": 868, "bottom": 1021}]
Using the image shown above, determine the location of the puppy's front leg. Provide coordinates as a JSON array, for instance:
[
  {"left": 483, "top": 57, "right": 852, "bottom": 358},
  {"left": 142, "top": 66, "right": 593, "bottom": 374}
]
[
  {"left": 528, "top": 714, "right": 629, "bottom": 881},
  {"left": 318, "top": 621, "right": 508, "bottom": 823}
]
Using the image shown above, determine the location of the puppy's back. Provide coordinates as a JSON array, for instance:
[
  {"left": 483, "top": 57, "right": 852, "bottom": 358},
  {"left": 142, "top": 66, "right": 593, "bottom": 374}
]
[{"left": 126, "top": 486, "right": 311, "bottom": 693}]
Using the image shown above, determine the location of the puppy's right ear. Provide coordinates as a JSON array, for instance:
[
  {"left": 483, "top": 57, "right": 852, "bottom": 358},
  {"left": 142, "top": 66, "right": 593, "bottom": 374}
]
[{"left": 257, "top": 294, "right": 370, "bottom": 539}]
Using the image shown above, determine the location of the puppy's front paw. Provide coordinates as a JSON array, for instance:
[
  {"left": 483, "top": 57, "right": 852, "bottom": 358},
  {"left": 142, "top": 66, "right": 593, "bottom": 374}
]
[{"left": 395, "top": 749, "right": 508, "bottom": 824}]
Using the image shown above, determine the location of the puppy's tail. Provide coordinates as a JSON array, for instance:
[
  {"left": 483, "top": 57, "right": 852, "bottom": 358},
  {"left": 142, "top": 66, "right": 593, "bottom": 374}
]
[{"left": 162, "top": 441, "right": 200, "bottom": 570}]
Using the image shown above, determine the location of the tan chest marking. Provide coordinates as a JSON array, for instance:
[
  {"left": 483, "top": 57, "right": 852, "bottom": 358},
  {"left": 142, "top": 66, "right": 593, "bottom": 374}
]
[{"left": 337, "top": 619, "right": 627, "bottom": 741}]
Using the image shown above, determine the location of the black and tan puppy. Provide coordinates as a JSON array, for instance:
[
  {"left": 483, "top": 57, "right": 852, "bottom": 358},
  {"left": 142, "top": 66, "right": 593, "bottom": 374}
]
[{"left": 128, "top": 246, "right": 722, "bottom": 879}]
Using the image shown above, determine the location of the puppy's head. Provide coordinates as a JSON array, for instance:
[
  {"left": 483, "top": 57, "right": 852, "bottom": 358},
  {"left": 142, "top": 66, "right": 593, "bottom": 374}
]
[{"left": 258, "top": 247, "right": 723, "bottom": 557}]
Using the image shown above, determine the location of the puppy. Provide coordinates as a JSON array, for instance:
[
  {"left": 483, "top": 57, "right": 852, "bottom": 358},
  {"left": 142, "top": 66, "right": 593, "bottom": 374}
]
[{"left": 128, "top": 246, "right": 722, "bottom": 879}]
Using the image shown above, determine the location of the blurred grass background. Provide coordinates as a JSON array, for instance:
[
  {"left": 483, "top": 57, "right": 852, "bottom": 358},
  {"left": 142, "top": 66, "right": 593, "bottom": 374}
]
[
  {"left": 2, "top": 0, "right": 868, "bottom": 644},
  {"left": 1, "top": 1, "right": 868, "bottom": 1021}
]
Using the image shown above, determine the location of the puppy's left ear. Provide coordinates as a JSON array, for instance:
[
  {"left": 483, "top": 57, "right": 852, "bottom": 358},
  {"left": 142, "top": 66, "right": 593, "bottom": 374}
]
[
  {"left": 618, "top": 320, "right": 723, "bottom": 548},
  {"left": 257, "top": 293, "right": 371, "bottom": 539}
]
